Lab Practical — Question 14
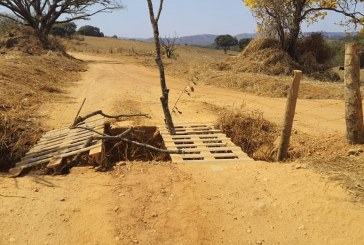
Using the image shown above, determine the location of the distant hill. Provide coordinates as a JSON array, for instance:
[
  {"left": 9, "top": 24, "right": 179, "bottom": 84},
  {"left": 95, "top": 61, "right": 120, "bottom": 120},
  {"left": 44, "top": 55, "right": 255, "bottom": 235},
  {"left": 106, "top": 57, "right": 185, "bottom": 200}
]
[
  {"left": 235, "top": 33, "right": 257, "bottom": 40},
  {"left": 144, "top": 34, "right": 219, "bottom": 46},
  {"left": 134, "top": 32, "right": 352, "bottom": 46},
  {"left": 143, "top": 33, "right": 256, "bottom": 46}
]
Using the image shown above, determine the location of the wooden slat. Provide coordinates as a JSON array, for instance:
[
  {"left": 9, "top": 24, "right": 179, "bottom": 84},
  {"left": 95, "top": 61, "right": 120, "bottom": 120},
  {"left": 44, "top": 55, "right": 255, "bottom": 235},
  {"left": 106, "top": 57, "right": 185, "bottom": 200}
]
[
  {"left": 174, "top": 159, "right": 249, "bottom": 164},
  {"left": 160, "top": 130, "right": 222, "bottom": 135},
  {"left": 160, "top": 123, "right": 214, "bottom": 128},
  {"left": 162, "top": 133, "right": 226, "bottom": 140},
  {"left": 31, "top": 130, "right": 101, "bottom": 150},
  {"left": 47, "top": 158, "right": 63, "bottom": 169},
  {"left": 15, "top": 118, "right": 105, "bottom": 172},
  {"left": 22, "top": 140, "right": 96, "bottom": 165},
  {"left": 43, "top": 117, "right": 104, "bottom": 136},
  {"left": 159, "top": 123, "right": 252, "bottom": 164},
  {"left": 163, "top": 138, "right": 231, "bottom": 144},
  {"left": 23, "top": 141, "right": 86, "bottom": 160},
  {"left": 16, "top": 142, "right": 102, "bottom": 167},
  {"left": 177, "top": 146, "right": 242, "bottom": 153},
  {"left": 39, "top": 125, "right": 104, "bottom": 142}
]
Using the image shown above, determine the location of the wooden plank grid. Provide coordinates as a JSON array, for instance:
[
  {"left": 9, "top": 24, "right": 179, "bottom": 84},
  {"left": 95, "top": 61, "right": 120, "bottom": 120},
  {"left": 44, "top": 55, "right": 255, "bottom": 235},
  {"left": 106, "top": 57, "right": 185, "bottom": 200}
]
[
  {"left": 15, "top": 118, "right": 105, "bottom": 169},
  {"left": 159, "top": 123, "right": 252, "bottom": 164}
]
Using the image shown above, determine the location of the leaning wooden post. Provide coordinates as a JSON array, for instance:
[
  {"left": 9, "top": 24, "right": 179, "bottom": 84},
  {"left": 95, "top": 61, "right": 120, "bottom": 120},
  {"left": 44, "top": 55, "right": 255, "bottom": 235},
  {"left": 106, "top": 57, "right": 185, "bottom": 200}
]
[
  {"left": 277, "top": 70, "right": 302, "bottom": 162},
  {"left": 344, "top": 42, "right": 364, "bottom": 144}
]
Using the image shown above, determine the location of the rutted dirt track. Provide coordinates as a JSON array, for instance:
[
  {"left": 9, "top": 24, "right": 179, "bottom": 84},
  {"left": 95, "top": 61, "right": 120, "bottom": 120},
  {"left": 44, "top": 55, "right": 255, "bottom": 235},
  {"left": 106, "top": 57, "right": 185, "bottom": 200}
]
[{"left": 1, "top": 53, "right": 364, "bottom": 245}]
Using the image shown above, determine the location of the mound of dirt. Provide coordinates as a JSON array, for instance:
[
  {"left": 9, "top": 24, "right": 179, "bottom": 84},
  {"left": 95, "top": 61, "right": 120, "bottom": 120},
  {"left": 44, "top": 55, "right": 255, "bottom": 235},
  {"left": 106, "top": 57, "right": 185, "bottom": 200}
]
[
  {"left": 0, "top": 53, "right": 85, "bottom": 170},
  {"left": 211, "top": 38, "right": 340, "bottom": 81},
  {"left": 0, "top": 27, "right": 65, "bottom": 55},
  {"left": 216, "top": 39, "right": 300, "bottom": 76}
]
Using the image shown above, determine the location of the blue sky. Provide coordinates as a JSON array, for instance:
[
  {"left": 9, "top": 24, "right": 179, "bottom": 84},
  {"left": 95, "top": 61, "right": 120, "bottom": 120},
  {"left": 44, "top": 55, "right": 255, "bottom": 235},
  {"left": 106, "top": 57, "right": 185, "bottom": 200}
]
[{"left": 76, "top": 0, "right": 362, "bottom": 38}]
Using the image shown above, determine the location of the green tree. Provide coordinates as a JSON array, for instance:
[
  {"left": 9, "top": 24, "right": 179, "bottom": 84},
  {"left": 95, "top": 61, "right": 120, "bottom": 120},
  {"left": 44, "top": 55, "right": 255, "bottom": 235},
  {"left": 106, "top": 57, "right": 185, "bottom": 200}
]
[
  {"left": 215, "top": 35, "right": 238, "bottom": 54},
  {"left": 50, "top": 22, "right": 77, "bottom": 38},
  {"left": 77, "top": 25, "right": 104, "bottom": 37},
  {"left": 0, "top": 0, "right": 122, "bottom": 46},
  {"left": 238, "top": 38, "right": 252, "bottom": 51},
  {"left": 243, "top": 0, "right": 363, "bottom": 58}
]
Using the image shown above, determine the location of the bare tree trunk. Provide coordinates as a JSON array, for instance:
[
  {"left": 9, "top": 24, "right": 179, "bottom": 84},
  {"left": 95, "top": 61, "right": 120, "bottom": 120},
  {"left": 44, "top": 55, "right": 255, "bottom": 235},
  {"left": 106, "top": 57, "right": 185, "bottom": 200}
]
[
  {"left": 344, "top": 42, "right": 364, "bottom": 144},
  {"left": 146, "top": 0, "right": 175, "bottom": 134},
  {"left": 286, "top": 25, "right": 300, "bottom": 59},
  {"left": 277, "top": 70, "right": 302, "bottom": 161}
]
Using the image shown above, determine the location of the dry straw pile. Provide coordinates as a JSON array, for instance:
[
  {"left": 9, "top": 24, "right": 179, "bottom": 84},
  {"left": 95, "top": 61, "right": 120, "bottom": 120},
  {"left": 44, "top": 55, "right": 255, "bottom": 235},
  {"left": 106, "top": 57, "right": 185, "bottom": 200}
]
[{"left": 232, "top": 38, "right": 299, "bottom": 75}]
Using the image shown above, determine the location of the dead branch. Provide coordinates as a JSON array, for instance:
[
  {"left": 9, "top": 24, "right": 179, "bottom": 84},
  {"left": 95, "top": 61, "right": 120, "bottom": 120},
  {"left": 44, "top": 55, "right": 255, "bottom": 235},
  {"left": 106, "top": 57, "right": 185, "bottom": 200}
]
[
  {"left": 83, "top": 127, "right": 133, "bottom": 147},
  {"left": 78, "top": 126, "right": 183, "bottom": 154},
  {"left": 118, "top": 138, "right": 182, "bottom": 154},
  {"left": 74, "top": 126, "right": 108, "bottom": 137},
  {"left": 72, "top": 110, "right": 150, "bottom": 127},
  {"left": 72, "top": 98, "right": 86, "bottom": 127},
  {"left": 54, "top": 151, "right": 86, "bottom": 175}
]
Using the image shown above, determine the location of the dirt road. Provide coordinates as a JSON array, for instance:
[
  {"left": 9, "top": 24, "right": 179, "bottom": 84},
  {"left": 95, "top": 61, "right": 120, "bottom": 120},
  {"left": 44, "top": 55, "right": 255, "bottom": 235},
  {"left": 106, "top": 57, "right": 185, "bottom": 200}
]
[
  {"left": 1, "top": 53, "right": 363, "bottom": 245},
  {"left": 41, "top": 53, "right": 345, "bottom": 136}
]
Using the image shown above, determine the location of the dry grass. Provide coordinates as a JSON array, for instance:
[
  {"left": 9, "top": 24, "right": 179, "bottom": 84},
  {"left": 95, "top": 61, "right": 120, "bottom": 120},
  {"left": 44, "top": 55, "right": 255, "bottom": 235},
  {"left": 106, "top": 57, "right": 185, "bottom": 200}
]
[
  {"left": 215, "top": 106, "right": 364, "bottom": 201},
  {"left": 216, "top": 109, "right": 279, "bottom": 161},
  {"left": 70, "top": 37, "right": 363, "bottom": 100},
  {"left": 202, "top": 70, "right": 350, "bottom": 99},
  {"left": 308, "top": 156, "right": 364, "bottom": 203},
  {"left": 66, "top": 36, "right": 229, "bottom": 62},
  {"left": 0, "top": 52, "right": 85, "bottom": 170},
  {"left": 0, "top": 27, "right": 66, "bottom": 55},
  {"left": 106, "top": 126, "right": 171, "bottom": 163},
  {"left": 214, "top": 107, "right": 308, "bottom": 162},
  {"left": 232, "top": 38, "right": 299, "bottom": 75}
]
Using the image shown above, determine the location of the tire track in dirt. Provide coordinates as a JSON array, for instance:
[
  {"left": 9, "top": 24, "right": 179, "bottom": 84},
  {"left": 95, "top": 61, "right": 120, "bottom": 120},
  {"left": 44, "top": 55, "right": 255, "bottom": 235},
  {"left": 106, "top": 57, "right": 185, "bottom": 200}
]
[
  {"left": 3, "top": 52, "right": 363, "bottom": 244},
  {"left": 48, "top": 53, "right": 346, "bottom": 136}
]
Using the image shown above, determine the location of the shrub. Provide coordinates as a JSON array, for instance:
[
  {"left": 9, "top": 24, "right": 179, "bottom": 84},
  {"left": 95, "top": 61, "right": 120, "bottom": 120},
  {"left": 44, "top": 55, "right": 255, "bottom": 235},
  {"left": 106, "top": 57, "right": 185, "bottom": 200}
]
[
  {"left": 216, "top": 109, "right": 279, "bottom": 161},
  {"left": 50, "top": 22, "right": 77, "bottom": 38},
  {"left": 77, "top": 25, "right": 104, "bottom": 37},
  {"left": 296, "top": 33, "right": 336, "bottom": 73},
  {"left": 238, "top": 38, "right": 252, "bottom": 51}
]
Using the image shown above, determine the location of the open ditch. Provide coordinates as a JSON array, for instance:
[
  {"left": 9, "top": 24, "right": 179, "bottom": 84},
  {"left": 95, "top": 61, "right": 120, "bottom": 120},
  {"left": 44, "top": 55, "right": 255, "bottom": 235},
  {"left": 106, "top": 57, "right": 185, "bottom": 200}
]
[{"left": 104, "top": 126, "right": 171, "bottom": 164}]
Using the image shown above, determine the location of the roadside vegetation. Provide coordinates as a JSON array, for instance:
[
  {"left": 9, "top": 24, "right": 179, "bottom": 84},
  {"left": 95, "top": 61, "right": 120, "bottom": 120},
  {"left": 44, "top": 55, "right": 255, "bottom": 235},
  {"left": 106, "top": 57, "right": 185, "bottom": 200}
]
[
  {"left": 65, "top": 33, "right": 364, "bottom": 200},
  {"left": 0, "top": 19, "right": 86, "bottom": 170},
  {"left": 68, "top": 34, "right": 363, "bottom": 100},
  {"left": 0, "top": 0, "right": 363, "bottom": 201}
]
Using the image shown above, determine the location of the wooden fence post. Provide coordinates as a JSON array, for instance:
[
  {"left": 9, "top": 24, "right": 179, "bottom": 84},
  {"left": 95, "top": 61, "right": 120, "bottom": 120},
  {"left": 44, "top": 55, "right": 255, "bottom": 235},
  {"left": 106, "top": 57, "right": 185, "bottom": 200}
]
[
  {"left": 344, "top": 42, "right": 363, "bottom": 144},
  {"left": 277, "top": 70, "right": 302, "bottom": 162}
]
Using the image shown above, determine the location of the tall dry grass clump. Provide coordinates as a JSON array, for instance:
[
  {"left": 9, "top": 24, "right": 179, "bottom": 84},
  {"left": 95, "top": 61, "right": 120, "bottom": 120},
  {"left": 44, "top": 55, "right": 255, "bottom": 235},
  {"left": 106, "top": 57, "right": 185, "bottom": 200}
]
[
  {"left": 0, "top": 49, "right": 85, "bottom": 170},
  {"left": 213, "top": 35, "right": 339, "bottom": 81},
  {"left": 220, "top": 38, "right": 300, "bottom": 75},
  {"left": 216, "top": 109, "right": 279, "bottom": 161},
  {"left": 0, "top": 27, "right": 66, "bottom": 55},
  {"left": 238, "top": 38, "right": 299, "bottom": 75}
]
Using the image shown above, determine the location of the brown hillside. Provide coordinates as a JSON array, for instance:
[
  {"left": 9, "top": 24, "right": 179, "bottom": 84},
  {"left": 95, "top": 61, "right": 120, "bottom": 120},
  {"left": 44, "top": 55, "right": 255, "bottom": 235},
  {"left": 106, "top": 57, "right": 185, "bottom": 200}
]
[
  {"left": 0, "top": 28, "right": 65, "bottom": 55},
  {"left": 0, "top": 52, "right": 85, "bottom": 170}
]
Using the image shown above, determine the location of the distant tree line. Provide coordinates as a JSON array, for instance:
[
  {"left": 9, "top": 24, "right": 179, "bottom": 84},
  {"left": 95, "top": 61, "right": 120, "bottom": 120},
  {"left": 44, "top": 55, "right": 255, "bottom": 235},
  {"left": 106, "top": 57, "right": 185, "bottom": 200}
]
[
  {"left": 49, "top": 24, "right": 104, "bottom": 38},
  {"left": 214, "top": 34, "right": 252, "bottom": 54},
  {"left": 0, "top": 17, "right": 109, "bottom": 39},
  {"left": 0, "top": 0, "right": 122, "bottom": 46}
]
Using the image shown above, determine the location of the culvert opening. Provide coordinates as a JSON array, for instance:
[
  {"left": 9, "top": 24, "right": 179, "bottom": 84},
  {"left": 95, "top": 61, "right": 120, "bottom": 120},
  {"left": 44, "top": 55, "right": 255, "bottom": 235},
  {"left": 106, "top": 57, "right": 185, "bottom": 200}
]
[{"left": 105, "top": 126, "right": 171, "bottom": 163}]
